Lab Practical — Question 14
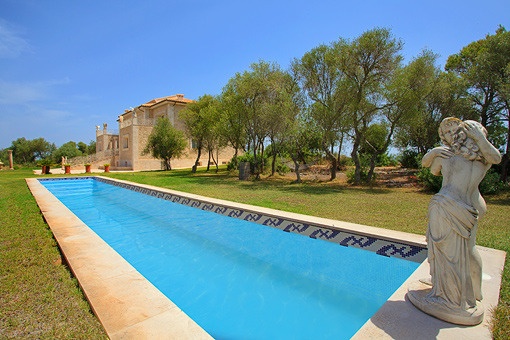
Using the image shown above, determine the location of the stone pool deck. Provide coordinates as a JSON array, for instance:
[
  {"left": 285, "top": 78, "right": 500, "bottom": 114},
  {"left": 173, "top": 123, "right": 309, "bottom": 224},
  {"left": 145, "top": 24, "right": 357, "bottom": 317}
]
[{"left": 26, "top": 177, "right": 506, "bottom": 339}]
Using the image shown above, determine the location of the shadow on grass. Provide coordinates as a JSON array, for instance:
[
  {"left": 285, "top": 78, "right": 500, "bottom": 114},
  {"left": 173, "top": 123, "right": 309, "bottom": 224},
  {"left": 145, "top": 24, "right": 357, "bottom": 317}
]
[
  {"left": 485, "top": 194, "right": 510, "bottom": 206},
  {"left": 110, "top": 168, "right": 394, "bottom": 196}
]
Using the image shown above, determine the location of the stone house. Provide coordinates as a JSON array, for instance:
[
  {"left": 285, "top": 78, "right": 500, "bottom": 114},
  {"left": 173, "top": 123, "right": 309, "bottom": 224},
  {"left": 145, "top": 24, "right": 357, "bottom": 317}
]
[{"left": 94, "top": 94, "right": 234, "bottom": 171}]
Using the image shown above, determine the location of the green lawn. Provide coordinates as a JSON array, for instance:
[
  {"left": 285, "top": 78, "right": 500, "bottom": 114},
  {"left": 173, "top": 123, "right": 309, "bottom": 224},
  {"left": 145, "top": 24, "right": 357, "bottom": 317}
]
[
  {"left": 1, "top": 167, "right": 509, "bottom": 338},
  {"left": 0, "top": 169, "right": 107, "bottom": 339}
]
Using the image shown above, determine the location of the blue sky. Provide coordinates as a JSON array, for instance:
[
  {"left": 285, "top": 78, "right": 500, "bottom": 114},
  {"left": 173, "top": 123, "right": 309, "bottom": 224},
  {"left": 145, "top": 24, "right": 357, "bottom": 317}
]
[{"left": 0, "top": 0, "right": 509, "bottom": 149}]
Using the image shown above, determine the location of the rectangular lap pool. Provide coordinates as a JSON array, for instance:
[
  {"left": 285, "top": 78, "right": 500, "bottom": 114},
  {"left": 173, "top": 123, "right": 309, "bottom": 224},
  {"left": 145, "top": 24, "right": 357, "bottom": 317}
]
[{"left": 39, "top": 177, "right": 423, "bottom": 339}]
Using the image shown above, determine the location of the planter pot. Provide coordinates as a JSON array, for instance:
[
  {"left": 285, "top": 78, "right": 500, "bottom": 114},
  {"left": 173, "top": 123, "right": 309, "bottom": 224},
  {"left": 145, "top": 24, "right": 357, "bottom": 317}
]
[
  {"left": 64, "top": 165, "right": 71, "bottom": 174},
  {"left": 44, "top": 165, "right": 51, "bottom": 174},
  {"left": 85, "top": 165, "right": 91, "bottom": 173},
  {"left": 41, "top": 165, "right": 46, "bottom": 174},
  {"left": 104, "top": 165, "right": 110, "bottom": 173}
]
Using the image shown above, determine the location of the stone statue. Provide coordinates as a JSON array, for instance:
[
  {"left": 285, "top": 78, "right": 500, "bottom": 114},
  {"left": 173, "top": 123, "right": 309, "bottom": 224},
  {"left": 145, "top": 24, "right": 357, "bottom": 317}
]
[{"left": 408, "top": 117, "right": 501, "bottom": 325}]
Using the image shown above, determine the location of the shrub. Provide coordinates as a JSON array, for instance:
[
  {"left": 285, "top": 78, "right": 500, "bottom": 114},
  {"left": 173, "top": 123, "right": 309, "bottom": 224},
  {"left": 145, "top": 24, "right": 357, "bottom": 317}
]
[
  {"left": 338, "top": 155, "right": 352, "bottom": 170},
  {"left": 399, "top": 150, "right": 422, "bottom": 169},
  {"left": 275, "top": 161, "right": 291, "bottom": 176},
  {"left": 418, "top": 167, "right": 506, "bottom": 195},
  {"left": 378, "top": 153, "right": 399, "bottom": 167},
  {"left": 479, "top": 169, "right": 507, "bottom": 195},
  {"left": 417, "top": 167, "right": 442, "bottom": 192},
  {"left": 228, "top": 153, "right": 256, "bottom": 171},
  {"left": 237, "top": 153, "right": 255, "bottom": 164},
  {"left": 227, "top": 155, "right": 239, "bottom": 171},
  {"left": 346, "top": 167, "right": 374, "bottom": 184}
]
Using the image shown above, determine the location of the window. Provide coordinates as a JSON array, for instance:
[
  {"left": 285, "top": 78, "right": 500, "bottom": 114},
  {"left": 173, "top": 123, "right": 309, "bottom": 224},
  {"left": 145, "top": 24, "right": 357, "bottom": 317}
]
[{"left": 123, "top": 136, "right": 129, "bottom": 149}]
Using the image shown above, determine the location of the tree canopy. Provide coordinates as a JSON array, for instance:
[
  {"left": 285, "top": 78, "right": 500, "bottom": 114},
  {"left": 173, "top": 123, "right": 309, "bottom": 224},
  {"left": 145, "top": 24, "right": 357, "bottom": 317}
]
[
  {"left": 3, "top": 26, "right": 508, "bottom": 185},
  {"left": 446, "top": 26, "right": 510, "bottom": 181},
  {"left": 143, "top": 116, "right": 187, "bottom": 170}
]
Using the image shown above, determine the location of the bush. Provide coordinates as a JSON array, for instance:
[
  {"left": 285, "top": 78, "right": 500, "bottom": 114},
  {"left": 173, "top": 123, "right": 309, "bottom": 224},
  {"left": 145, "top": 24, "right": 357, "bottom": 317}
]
[
  {"left": 227, "top": 155, "right": 239, "bottom": 171},
  {"left": 346, "top": 167, "right": 374, "bottom": 184},
  {"left": 418, "top": 167, "right": 506, "bottom": 195},
  {"left": 337, "top": 155, "right": 353, "bottom": 170},
  {"left": 228, "top": 153, "right": 258, "bottom": 171},
  {"left": 275, "top": 161, "right": 291, "bottom": 176},
  {"left": 378, "top": 153, "right": 399, "bottom": 167},
  {"left": 417, "top": 167, "right": 442, "bottom": 192},
  {"left": 399, "top": 150, "right": 422, "bottom": 169},
  {"left": 479, "top": 169, "right": 507, "bottom": 195}
]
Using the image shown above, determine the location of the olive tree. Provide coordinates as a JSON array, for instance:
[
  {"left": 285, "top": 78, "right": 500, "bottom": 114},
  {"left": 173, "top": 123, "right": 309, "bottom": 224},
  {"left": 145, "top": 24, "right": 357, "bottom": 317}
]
[
  {"left": 221, "top": 61, "right": 290, "bottom": 178},
  {"left": 292, "top": 44, "right": 349, "bottom": 180},
  {"left": 179, "top": 94, "right": 220, "bottom": 173},
  {"left": 336, "top": 28, "right": 403, "bottom": 184},
  {"left": 446, "top": 26, "right": 510, "bottom": 181},
  {"left": 143, "top": 116, "right": 187, "bottom": 170}
]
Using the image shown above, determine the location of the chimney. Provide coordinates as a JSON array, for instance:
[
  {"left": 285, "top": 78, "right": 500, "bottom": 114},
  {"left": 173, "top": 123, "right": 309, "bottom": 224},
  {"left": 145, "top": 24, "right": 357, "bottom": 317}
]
[{"left": 176, "top": 94, "right": 184, "bottom": 99}]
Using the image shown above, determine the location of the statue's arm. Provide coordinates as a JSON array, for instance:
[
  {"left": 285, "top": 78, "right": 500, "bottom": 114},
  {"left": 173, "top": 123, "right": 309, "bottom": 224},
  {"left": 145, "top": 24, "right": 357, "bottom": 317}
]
[
  {"left": 422, "top": 150, "right": 436, "bottom": 168},
  {"left": 422, "top": 147, "right": 452, "bottom": 176},
  {"left": 422, "top": 147, "right": 452, "bottom": 167},
  {"left": 464, "top": 121, "right": 502, "bottom": 165}
]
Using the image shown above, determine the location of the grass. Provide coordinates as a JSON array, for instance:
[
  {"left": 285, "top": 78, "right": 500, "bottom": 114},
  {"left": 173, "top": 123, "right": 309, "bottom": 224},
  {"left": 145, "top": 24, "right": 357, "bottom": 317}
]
[
  {"left": 0, "top": 169, "right": 107, "bottom": 339},
  {"left": 1, "top": 167, "right": 509, "bottom": 338}
]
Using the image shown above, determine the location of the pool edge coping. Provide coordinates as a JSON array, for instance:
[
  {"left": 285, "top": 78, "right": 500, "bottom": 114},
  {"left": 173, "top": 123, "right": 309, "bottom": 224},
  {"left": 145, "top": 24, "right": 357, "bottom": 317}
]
[
  {"left": 26, "top": 177, "right": 213, "bottom": 339},
  {"left": 28, "top": 176, "right": 506, "bottom": 339}
]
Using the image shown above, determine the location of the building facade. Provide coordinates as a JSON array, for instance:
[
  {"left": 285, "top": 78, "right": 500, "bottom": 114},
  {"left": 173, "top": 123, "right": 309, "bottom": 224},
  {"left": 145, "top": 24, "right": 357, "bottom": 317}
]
[{"left": 94, "top": 94, "right": 234, "bottom": 171}]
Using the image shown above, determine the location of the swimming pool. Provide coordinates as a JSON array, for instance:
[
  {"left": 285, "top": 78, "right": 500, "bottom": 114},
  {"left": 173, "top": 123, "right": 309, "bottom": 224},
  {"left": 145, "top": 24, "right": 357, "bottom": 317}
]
[{"left": 40, "top": 177, "right": 421, "bottom": 339}]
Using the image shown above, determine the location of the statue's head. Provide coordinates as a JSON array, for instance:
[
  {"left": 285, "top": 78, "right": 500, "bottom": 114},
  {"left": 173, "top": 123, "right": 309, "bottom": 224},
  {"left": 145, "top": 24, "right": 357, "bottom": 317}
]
[
  {"left": 464, "top": 120, "right": 488, "bottom": 137},
  {"left": 453, "top": 120, "right": 487, "bottom": 163},
  {"left": 439, "top": 117, "right": 462, "bottom": 146}
]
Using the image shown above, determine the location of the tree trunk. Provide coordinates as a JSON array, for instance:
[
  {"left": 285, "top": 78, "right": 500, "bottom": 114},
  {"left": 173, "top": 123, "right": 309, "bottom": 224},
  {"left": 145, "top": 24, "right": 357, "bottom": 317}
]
[
  {"left": 336, "top": 136, "right": 344, "bottom": 168},
  {"left": 211, "top": 149, "right": 219, "bottom": 173},
  {"left": 260, "top": 142, "right": 265, "bottom": 178},
  {"left": 251, "top": 139, "right": 259, "bottom": 179},
  {"left": 164, "top": 158, "right": 172, "bottom": 170},
  {"left": 351, "top": 136, "right": 362, "bottom": 184},
  {"left": 292, "top": 156, "right": 301, "bottom": 183},
  {"left": 366, "top": 154, "right": 377, "bottom": 183},
  {"left": 323, "top": 142, "right": 337, "bottom": 181},
  {"left": 192, "top": 145, "right": 202, "bottom": 173},
  {"left": 271, "top": 152, "right": 277, "bottom": 176},
  {"left": 328, "top": 152, "right": 337, "bottom": 181},
  {"left": 206, "top": 149, "right": 211, "bottom": 172}
]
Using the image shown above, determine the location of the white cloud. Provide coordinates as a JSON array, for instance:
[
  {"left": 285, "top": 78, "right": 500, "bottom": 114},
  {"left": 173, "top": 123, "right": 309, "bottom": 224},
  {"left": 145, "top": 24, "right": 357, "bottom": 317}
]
[{"left": 0, "top": 20, "right": 32, "bottom": 58}]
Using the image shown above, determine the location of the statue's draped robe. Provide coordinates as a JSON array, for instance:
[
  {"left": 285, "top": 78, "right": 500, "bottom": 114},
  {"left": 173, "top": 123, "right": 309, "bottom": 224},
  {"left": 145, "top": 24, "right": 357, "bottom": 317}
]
[{"left": 427, "top": 193, "right": 478, "bottom": 311}]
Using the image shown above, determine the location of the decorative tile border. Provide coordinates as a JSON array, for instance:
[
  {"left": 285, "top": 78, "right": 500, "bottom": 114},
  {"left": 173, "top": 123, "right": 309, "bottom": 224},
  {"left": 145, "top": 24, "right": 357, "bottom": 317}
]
[
  {"left": 90, "top": 177, "right": 427, "bottom": 263},
  {"left": 39, "top": 176, "right": 96, "bottom": 181}
]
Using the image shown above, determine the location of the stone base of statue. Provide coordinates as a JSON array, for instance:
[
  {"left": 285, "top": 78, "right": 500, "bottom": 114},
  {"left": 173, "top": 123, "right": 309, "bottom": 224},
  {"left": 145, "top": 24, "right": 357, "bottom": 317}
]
[{"left": 407, "top": 281, "right": 484, "bottom": 326}]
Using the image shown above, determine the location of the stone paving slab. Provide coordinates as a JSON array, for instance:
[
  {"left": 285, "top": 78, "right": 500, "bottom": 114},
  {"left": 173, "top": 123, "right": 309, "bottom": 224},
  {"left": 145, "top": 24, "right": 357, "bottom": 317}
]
[{"left": 353, "top": 245, "right": 506, "bottom": 339}]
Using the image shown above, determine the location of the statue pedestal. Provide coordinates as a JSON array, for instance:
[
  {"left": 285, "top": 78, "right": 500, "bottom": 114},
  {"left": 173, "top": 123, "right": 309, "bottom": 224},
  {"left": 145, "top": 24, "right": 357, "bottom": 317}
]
[{"left": 407, "top": 281, "right": 484, "bottom": 326}]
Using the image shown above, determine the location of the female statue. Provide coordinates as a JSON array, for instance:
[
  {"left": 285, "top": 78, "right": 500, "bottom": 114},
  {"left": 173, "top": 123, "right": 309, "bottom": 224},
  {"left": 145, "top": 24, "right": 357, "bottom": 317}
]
[{"left": 409, "top": 117, "right": 501, "bottom": 325}]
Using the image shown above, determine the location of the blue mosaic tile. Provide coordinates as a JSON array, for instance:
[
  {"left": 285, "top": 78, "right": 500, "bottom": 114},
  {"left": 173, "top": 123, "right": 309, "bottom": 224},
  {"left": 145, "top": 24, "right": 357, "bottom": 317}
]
[
  {"left": 283, "top": 223, "right": 310, "bottom": 234},
  {"left": 228, "top": 210, "right": 243, "bottom": 218},
  {"left": 39, "top": 176, "right": 95, "bottom": 181},
  {"left": 262, "top": 217, "right": 284, "bottom": 228},
  {"left": 340, "top": 235, "right": 378, "bottom": 248}
]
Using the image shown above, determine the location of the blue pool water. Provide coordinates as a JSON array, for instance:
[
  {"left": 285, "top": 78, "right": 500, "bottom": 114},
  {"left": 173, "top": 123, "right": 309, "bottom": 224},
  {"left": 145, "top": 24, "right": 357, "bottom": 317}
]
[{"left": 41, "top": 178, "right": 419, "bottom": 339}]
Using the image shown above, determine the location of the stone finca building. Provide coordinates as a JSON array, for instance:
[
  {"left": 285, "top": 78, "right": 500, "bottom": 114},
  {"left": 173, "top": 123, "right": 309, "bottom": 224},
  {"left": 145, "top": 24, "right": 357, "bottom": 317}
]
[{"left": 94, "top": 94, "right": 234, "bottom": 171}]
